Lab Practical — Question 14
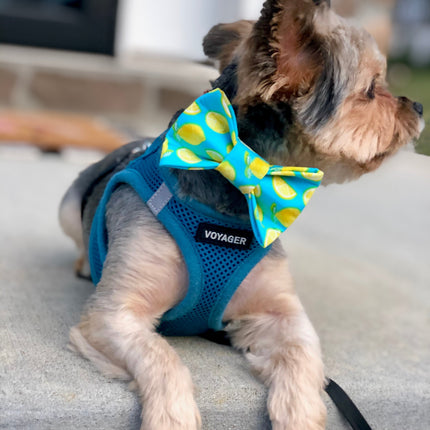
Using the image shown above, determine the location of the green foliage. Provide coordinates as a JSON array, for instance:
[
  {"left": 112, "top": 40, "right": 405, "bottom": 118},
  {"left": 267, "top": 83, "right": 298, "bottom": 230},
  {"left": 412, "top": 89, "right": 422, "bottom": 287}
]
[{"left": 389, "top": 66, "right": 430, "bottom": 156}]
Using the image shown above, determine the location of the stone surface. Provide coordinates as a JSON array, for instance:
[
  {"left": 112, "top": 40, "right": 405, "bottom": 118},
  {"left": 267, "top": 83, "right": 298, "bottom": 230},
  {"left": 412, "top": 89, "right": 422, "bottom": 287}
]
[
  {"left": 29, "top": 71, "right": 145, "bottom": 113},
  {"left": 0, "top": 45, "right": 219, "bottom": 137},
  {"left": 159, "top": 87, "right": 197, "bottom": 114},
  {"left": 0, "top": 147, "right": 429, "bottom": 429}
]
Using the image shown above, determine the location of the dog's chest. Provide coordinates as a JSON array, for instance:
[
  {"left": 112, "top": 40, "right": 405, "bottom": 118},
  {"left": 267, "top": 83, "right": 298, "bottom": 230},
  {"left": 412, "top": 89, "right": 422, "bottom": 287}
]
[{"left": 88, "top": 137, "right": 271, "bottom": 336}]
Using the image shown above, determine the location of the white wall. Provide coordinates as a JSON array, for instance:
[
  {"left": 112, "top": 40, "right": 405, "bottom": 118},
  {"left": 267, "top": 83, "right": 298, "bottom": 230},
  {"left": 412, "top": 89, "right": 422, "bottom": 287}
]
[
  {"left": 116, "top": 0, "right": 264, "bottom": 60},
  {"left": 240, "top": 0, "right": 264, "bottom": 20}
]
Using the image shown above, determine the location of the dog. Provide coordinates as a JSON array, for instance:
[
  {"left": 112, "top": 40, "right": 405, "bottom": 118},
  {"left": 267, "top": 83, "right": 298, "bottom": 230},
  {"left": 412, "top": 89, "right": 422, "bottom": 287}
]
[{"left": 59, "top": 1, "right": 424, "bottom": 429}]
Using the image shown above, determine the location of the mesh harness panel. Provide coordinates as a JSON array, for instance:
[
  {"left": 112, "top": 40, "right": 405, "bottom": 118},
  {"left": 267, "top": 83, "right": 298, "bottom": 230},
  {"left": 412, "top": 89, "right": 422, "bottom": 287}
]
[{"left": 88, "top": 137, "right": 271, "bottom": 336}]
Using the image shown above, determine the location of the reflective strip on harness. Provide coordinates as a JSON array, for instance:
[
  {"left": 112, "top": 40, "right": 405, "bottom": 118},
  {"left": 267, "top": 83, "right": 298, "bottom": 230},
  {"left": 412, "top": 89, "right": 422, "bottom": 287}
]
[{"left": 147, "top": 183, "right": 172, "bottom": 216}]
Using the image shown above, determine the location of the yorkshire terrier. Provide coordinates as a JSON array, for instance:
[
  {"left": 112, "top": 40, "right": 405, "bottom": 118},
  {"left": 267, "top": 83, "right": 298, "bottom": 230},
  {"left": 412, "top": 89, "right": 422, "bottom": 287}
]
[{"left": 59, "top": 1, "right": 424, "bottom": 429}]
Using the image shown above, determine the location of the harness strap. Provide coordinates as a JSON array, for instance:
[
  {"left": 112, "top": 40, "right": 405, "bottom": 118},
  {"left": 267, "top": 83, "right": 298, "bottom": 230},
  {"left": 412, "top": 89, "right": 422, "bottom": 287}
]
[{"left": 325, "top": 378, "right": 373, "bottom": 430}]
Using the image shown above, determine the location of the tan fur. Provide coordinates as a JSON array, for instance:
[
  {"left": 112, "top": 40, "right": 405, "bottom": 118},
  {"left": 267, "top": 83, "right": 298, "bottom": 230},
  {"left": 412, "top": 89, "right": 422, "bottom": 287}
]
[
  {"left": 225, "top": 249, "right": 326, "bottom": 429},
  {"left": 61, "top": 1, "right": 423, "bottom": 429},
  {"left": 69, "top": 190, "right": 200, "bottom": 430},
  {"left": 314, "top": 38, "right": 409, "bottom": 163},
  {"left": 68, "top": 190, "right": 325, "bottom": 430},
  {"left": 232, "top": 4, "right": 420, "bottom": 184}
]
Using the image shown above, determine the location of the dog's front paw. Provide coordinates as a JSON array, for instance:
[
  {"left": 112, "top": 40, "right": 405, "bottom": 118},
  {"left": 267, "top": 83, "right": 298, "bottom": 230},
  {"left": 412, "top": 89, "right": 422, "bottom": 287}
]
[
  {"left": 140, "top": 390, "right": 201, "bottom": 430},
  {"left": 269, "top": 384, "right": 326, "bottom": 430}
]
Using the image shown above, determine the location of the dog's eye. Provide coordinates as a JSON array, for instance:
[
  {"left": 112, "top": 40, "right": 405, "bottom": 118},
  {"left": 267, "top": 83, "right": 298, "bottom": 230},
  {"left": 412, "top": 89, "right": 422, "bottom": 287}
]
[{"left": 366, "top": 79, "right": 376, "bottom": 100}]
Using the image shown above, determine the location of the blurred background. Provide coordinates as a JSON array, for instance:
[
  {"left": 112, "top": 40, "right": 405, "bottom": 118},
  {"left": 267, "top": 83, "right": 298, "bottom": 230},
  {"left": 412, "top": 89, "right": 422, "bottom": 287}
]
[
  {"left": 0, "top": 0, "right": 429, "bottom": 155},
  {"left": 1, "top": 5, "right": 428, "bottom": 428}
]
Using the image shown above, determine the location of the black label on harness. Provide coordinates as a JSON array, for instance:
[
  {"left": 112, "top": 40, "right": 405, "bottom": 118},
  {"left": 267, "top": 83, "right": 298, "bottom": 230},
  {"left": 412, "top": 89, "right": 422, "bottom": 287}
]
[{"left": 195, "top": 223, "right": 253, "bottom": 250}]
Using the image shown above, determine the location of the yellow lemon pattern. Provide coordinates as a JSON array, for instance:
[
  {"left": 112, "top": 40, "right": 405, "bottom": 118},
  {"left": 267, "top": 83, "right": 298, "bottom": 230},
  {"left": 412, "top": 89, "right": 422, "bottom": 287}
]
[
  {"left": 249, "top": 158, "right": 270, "bottom": 179},
  {"left": 184, "top": 101, "right": 201, "bottom": 115},
  {"left": 303, "top": 188, "right": 316, "bottom": 205},
  {"left": 216, "top": 161, "right": 236, "bottom": 181},
  {"left": 254, "top": 205, "right": 263, "bottom": 222},
  {"left": 272, "top": 176, "right": 297, "bottom": 200},
  {"left": 264, "top": 229, "right": 281, "bottom": 248},
  {"left": 275, "top": 208, "right": 301, "bottom": 228},
  {"left": 206, "top": 112, "right": 230, "bottom": 134},
  {"left": 231, "top": 131, "right": 238, "bottom": 146},
  {"left": 301, "top": 170, "right": 324, "bottom": 181},
  {"left": 239, "top": 185, "right": 256, "bottom": 195},
  {"left": 206, "top": 149, "right": 224, "bottom": 163},
  {"left": 159, "top": 88, "right": 323, "bottom": 248},
  {"left": 221, "top": 92, "right": 232, "bottom": 118},
  {"left": 177, "top": 124, "right": 206, "bottom": 146},
  {"left": 177, "top": 148, "right": 202, "bottom": 164},
  {"left": 161, "top": 138, "right": 173, "bottom": 158}
]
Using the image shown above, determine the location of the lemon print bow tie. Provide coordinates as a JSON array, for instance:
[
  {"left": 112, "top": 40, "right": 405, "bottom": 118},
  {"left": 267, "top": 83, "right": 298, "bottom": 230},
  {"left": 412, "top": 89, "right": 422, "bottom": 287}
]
[{"left": 160, "top": 89, "right": 323, "bottom": 248}]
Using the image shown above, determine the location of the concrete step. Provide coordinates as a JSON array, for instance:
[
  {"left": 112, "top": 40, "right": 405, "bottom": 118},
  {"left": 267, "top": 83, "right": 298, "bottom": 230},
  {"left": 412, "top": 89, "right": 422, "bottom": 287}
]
[{"left": 0, "top": 147, "right": 429, "bottom": 429}]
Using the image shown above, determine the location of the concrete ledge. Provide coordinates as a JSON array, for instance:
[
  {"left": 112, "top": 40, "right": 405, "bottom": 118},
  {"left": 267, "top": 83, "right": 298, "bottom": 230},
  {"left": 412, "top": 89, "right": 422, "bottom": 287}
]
[
  {"left": 0, "top": 148, "right": 269, "bottom": 430},
  {"left": 0, "top": 147, "right": 429, "bottom": 429},
  {"left": 0, "top": 45, "right": 218, "bottom": 136}
]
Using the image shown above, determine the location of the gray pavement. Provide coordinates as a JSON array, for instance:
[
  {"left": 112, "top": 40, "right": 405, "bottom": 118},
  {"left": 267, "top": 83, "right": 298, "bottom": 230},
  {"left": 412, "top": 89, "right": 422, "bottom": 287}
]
[{"left": 0, "top": 145, "right": 429, "bottom": 429}]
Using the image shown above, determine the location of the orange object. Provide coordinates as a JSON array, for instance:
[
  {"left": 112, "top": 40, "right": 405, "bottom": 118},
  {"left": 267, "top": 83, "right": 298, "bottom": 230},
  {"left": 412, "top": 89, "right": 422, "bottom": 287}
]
[{"left": 0, "top": 110, "right": 128, "bottom": 152}]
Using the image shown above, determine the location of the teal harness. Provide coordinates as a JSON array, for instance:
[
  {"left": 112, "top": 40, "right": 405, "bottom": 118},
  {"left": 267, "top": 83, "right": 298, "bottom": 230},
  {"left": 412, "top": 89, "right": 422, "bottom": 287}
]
[{"left": 88, "top": 136, "right": 271, "bottom": 336}]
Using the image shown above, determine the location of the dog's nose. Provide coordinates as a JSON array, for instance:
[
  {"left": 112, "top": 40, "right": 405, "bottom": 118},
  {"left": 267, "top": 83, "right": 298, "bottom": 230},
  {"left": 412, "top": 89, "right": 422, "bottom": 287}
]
[{"left": 413, "top": 102, "right": 424, "bottom": 117}]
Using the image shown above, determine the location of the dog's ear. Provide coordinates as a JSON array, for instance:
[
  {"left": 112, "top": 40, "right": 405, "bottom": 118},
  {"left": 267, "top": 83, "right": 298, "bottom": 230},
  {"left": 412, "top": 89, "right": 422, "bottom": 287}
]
[
  {"left": 236, "top": 0, "right": 332, "bottom": 105},
  {"left": 203, "top": 20, "right": 255, "bottom": 72}
]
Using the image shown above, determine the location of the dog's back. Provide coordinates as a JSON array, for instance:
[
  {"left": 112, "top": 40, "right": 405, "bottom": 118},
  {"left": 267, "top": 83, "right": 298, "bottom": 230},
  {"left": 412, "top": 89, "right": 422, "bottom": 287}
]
[{"left": 59, "top": 139, "right": 152, "bottom": 276}]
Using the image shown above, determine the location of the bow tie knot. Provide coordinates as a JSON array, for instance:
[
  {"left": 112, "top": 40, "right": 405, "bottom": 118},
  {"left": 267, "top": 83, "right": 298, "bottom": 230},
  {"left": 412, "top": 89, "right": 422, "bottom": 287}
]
[
  {"left": 215, "top": 142, "right": 270, "bottom": 193},
  {"left": 160, "top": 89, "right": 323, "bottom": 247}
]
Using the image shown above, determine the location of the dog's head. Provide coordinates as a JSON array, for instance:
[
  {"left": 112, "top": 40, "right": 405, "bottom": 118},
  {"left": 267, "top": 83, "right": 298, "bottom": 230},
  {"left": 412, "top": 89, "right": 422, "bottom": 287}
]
[{"left": 204, "top": 0, "right": 424, "bottom": 183}]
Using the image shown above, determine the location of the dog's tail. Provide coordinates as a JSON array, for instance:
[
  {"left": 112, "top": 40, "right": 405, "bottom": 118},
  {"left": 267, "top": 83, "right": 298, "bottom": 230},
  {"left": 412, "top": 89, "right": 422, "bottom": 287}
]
[
  {"left": 59, "top": 175, "right": 87, "bottom": 251},
  {"left": 203, "top": 20, "right": 254, "bottom": 73}
]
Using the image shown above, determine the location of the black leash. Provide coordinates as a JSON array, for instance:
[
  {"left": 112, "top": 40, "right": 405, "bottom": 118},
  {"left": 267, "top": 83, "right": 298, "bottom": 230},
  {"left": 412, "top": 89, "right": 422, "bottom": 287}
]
[
  {"left": 201, "top": 330, "right": 374, "bottom": 430},
  {"left": 325, "top": 378, "right": 373, "bottom": 430}
]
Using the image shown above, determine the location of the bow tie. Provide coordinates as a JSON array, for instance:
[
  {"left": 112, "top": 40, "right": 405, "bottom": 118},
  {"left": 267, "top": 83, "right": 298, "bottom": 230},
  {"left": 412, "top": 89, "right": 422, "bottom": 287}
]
[{"left": 159, "top": 89, "right": 323, "bottom": 248}]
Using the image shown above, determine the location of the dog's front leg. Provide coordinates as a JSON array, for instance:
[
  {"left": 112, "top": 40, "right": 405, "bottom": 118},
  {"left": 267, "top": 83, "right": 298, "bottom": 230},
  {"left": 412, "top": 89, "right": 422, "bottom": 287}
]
[
  {"left": 72, "top": 300, "right": 201, "bottom": 430},
  {"left": 224, "top": 253, "right": 326, "bottom": 430},
  {"left": 70, "top": 190, "right": 201, "bottom": 430},
  {"left": 110, "top": 313, "right": 201, "bottom": 430}
]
